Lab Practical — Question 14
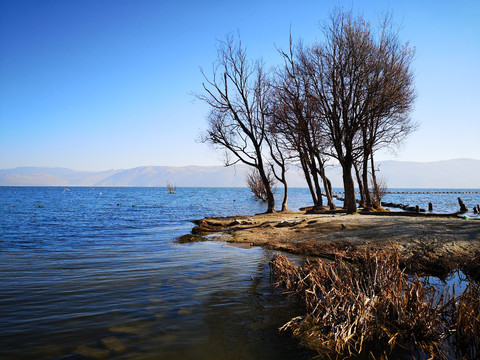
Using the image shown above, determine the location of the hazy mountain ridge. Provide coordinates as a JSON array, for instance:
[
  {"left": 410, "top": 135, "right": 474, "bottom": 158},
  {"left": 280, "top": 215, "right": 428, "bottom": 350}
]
[
  {"left": 0, "top": 167, "right": 122, "bottom": 186},
  {"left": 95, "top": 165, "right": 250, "bottom": 187},
  {"left": 1, "top": 159, "right": 479, "bottom": 188},
  {"left": 377, "top": 159, "right": 479, "bottom": 188}
]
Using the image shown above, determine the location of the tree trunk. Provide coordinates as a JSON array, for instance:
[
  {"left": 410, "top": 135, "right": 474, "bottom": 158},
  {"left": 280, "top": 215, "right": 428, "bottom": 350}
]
[
  {"left": 317, "top": 164, "right": 335, "bottom": 210},
  {"left": 264, "top": 181, "right": 275, "bottom": 213},
  {"left": 308, "top": 159, "right": 324, "bottom": 210},
  {"left": 313, "top": 153, "right": 334, "bottom": 210},
  {"left": 256, "top": 153, "right": 275, "bottom": 213},
  {"left": 370, "top": 156, "right": 379, "bottom": 208},
  {"left": 300, "top": 156, "right": 318, "bottom": 207},
  {"left": 281, "top": 181, "right": 288, "bottom": 211},
  {"left": 278, "top": 163, "right": 288, "bottom": 212},
  {"left": 353, "top": 161, "right": 365, "bottom": 208},
  {"left": 362, "top": 154, "right": 372, "bottom": 209},
  {"left": 341, "top": 160, "right": 357, "bottom": 213},
  {"left": 323, "top": 176, "right": 335, "bottom": 210}
]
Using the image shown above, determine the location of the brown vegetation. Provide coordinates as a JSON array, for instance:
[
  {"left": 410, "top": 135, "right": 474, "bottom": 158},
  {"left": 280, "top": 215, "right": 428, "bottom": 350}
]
[{"left": 270, "top": 247, "right": 479, "bottom": 359}]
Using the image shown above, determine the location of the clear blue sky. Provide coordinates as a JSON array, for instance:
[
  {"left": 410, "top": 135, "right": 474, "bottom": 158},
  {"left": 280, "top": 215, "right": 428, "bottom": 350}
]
[{"left": 1, "top": 0, "right": 479, "bottom": 171}]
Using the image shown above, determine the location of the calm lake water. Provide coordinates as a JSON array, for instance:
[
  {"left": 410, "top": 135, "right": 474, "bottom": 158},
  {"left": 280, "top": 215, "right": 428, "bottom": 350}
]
[{"left": 0, "top": 187, "right": 479, "bottom": 360}]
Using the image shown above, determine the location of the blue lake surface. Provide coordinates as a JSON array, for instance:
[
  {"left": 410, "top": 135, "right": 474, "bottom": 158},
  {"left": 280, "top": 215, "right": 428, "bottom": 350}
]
[{"left": 0, "top": 187, "right": 479, "bottom": 359}]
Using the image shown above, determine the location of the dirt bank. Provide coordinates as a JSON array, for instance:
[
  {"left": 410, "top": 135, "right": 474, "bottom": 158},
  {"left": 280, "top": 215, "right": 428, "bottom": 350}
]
[{"left": 180, "top": 211, "right": 480, "bottom": 277}]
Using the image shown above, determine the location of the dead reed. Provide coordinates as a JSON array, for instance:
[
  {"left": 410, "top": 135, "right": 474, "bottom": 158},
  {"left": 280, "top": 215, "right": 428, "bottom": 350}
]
[
  {"left": 270, "top": 246, "right": 479, "bottom": 359},
  {"left": 452, "top": 281, "right": 480, "bottom": 359}
]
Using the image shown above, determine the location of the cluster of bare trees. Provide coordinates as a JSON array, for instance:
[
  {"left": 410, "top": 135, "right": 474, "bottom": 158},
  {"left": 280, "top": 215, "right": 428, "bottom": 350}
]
[{"left": 197, "top": 10, "right": 416, "bottom": 213}]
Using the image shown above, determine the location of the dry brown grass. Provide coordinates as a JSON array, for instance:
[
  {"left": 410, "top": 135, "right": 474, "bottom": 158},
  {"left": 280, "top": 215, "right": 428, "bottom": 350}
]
[
  {"left": 452, "top": 281, "right": 480, "bottom": 359},
  {"left": 270, "top": 246, "right": 479, "bottom": 359}
]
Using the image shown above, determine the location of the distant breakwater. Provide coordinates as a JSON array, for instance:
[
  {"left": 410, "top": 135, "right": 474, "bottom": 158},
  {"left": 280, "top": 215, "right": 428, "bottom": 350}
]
[
  {"left": 329, "top": 190, "right": 480, "bottom": 214},
  {"left": 385, "top": 191, "right": 480, "bottom": 194},
  {"left": 332, "top": 191, "right": 480, "bottom": 195}
]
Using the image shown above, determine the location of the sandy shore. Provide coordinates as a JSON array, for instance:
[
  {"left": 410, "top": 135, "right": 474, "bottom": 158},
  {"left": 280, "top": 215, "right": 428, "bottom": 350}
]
[{"left": 180, "top": 211, "right": 480, "bottom": 275}]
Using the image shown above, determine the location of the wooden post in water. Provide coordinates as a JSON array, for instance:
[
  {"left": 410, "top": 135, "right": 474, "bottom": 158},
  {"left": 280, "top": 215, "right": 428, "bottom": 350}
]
[{"left": 457, "top": 197, "right": 468, "bottom": 213}]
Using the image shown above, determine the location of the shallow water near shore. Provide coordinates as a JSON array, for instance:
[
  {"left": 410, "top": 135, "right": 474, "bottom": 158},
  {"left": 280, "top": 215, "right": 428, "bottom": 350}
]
[{"left": 0, "top": 187, "right": 478, "bottom": 359}]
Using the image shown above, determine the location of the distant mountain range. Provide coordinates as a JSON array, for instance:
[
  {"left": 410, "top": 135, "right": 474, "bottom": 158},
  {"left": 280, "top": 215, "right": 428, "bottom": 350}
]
[{"left": 1, "top": 158, "right": 479, "bottom": 188}]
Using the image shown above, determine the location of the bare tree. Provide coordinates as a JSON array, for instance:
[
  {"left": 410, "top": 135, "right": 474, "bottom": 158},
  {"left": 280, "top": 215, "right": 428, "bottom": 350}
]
[
  {"left": 166, "top": 182, "right": 176, "bottom": 194},
  {"left": 359, "top": 16, "right": 417, "bottom": 209},
  {"left": 197, "top": 35, "right": 276, "bottom": 212},
  {"left": 353, "top": 160, "right": 366, "bottom": 207},
  {"left": 370, "top": 175, "right": 388, "bottom": 206},
  {"left": 265, "top": 126, "right": 290, "bottom": 211},
  {"left": 272, "top": 38, "right": 335, "bottom": 211},
  {"left": 300, "top": 10, "right": 416, "bottom": 213}
]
